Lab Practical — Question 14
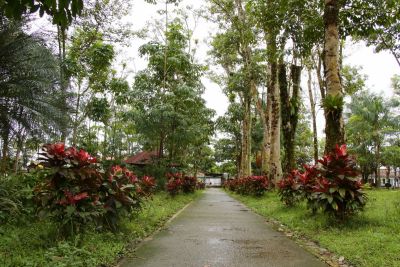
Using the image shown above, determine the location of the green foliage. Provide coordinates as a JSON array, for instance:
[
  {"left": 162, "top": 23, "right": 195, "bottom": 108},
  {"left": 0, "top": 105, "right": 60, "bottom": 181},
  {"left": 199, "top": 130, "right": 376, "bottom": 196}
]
[
  {"left": 0, "top": 0, "right": 84, "bottom": 27},
  {"left": 346, "top": 90, "right": 397, "bottom": 182},
  {"left": 0, "top": 19, "right": 66, "bottom": 172},
  {"left": 131, "top": 19, "right": 214, "bottom": 165},
  {"left": 322, "top": 94, "right": 344, "bottom": 112},
  {"left": 341, "top": 65, "right": 366, "bottom": 95},
  {"left": 342, "top": 0, "right": 400, "bottom": 64}
]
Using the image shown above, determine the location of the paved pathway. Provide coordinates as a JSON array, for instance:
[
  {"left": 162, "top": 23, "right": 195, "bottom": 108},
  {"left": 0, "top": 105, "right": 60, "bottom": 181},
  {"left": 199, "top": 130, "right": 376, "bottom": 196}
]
[{"left": 119, "top": 188, "right": 327, "bottom": 267}]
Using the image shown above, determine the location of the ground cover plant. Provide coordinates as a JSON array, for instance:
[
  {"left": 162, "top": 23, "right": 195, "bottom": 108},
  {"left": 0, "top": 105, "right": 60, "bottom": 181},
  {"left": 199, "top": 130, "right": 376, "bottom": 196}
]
[
  {"left": 0, "top": 191, "right": 202, "bottom": 267},
  {"left": 228, "top": 189, "right": 400, "bottom": 267}
]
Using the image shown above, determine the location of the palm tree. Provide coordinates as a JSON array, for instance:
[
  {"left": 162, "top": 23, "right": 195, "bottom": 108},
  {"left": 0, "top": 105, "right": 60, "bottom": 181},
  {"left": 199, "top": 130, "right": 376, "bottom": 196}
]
[
  {"left": 0, "top": 16, "right": 68, "bottom": 172},
  {"left": 346, "top": 91, "right": 392, "bottom": 186}
]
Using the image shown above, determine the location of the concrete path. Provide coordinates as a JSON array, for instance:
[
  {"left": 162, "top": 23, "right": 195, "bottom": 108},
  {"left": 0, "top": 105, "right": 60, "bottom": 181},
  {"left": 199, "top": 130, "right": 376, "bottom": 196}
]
[{"left": 119, "top": 188, "right": 327, "bottom": 267}]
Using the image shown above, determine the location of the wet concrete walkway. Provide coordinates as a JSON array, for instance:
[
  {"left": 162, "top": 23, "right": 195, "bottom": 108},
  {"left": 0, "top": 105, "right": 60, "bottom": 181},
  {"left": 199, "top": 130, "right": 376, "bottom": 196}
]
[{"left": 119, "top": 188, "right": 327, "bottom": 267}]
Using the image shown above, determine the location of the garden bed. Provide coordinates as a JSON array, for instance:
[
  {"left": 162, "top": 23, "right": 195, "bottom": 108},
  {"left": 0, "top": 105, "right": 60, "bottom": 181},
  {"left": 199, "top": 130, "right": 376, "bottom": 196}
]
[
  {"left": 228, "top": 189, "right": 400, "bottom": 267},
  {"left": 0, "top": 191, "right": 202, "bottom": 267}
]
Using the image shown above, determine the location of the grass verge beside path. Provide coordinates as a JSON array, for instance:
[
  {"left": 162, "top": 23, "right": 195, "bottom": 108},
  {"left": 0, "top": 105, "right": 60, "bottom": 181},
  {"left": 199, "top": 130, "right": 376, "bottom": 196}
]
[
  {"left": 228, "top": 190, "right": 400, "bottom": 267},
  {"left": 0, "top": 191, "right": 202, "bottom": 267}
]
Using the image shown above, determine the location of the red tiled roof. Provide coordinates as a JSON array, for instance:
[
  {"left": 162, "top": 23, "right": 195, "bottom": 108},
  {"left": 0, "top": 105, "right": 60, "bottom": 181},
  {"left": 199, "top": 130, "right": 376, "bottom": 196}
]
[{"left": 125, "top": 151, "right": 158, "bottom": 165}]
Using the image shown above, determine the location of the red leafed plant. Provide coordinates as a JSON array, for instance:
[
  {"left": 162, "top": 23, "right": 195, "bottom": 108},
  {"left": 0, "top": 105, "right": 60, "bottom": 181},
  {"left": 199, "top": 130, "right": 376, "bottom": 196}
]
[
  {"left": 166, "top": 177, "right": 183, "bottom": 196},
  {"left": 277, "top": 170, "right": 303, "bottom": 206},
  {"left": 100, "top": 165, "right": 143, "bottom": 231},
  {"left": 34, "top": 143, "right": 104, "bottom": 237},
  {"left": 312, "top": 144, "right": 367, "bottom": 219},
  {"left": 224, "top": 176, "right": 269, "bottom": 196},
  {"left": 139, "top": 176, "right": 157, "bottom": 197},
  {"left": 277, "top": 144, "right": 367, "bottom": 220},
  {"left": 34, "top": 143, "right": 153, "bottom": 236}
]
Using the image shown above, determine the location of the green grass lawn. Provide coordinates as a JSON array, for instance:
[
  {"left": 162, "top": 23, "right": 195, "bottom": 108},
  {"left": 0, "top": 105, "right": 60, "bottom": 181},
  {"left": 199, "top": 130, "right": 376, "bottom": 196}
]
[
  {"left": 0, "top": 191, "right": 202, "bottom": 267},
  {"left": 228, "top": 189, "right": 400, "bottom": 267}
]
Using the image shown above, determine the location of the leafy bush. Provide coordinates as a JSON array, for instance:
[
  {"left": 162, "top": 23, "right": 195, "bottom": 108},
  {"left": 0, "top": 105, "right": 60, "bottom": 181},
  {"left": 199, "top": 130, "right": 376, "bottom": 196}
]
[
  {"left": 181, "top": 176, "right": 197, "bottom": 193},
  {"left": 100, "top": 165, "right": 143, "bottom": 231},
  {"left": 312, "top": 144, "right": 367, "bottom": 219},
  {"left": 139, "top": 175, "right": 157, "bottom": 197},
  {"left": 277, "top": 170, "right": 302, "bottom": 206},
  {"left": 196, "top": 180, "right": 205, "bottom": 190},
  {"left": 165, "top": 173, "right": 199, "bottom": 196},
  {"left": 166, "top": 178, "right": 182, "bottom": 196},
  {"left": 33, "top": 143, "right": 154, "bottom": 236},
  {"left": 34, "top": 143, "right": 104, "bottom": 236},
  {"left": 224, "top": 176, "right": 269, "bottom": 196},
  {"left": 277, "top": 144, "right": 367, "bottom": 220}
]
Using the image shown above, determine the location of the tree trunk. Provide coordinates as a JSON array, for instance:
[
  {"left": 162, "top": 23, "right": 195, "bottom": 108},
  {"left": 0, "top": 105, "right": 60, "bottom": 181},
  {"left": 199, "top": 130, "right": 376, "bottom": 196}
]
[
  {"left": 323, "top": 0, "right": 345, "bottom": 153},
  {"left": 72, "top": 83, "right": 82, "bottom": 146},
  {"left": 268, "top": 42, "right": 282, "bottom": 184},
  {"left": 280, "top": 62, "right": 301, "bottom": 172},
  {"left": 307, "top": 68, "right": 319, "bottom": 163},
  {"left": 239, "top": 95, "right": 252, "bottom": 177}
]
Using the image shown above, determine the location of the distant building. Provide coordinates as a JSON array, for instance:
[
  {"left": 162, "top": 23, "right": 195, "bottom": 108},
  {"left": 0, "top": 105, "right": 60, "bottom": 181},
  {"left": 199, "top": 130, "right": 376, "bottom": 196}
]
[
  {"left": 370, "top": 168, "right": 400, "bottom": 188},
  {"left": 125, "top": 150, "right": 159, "bottom": 166},
  {"left": 124, "top": 150, "right": 180, "bottom": 167}
]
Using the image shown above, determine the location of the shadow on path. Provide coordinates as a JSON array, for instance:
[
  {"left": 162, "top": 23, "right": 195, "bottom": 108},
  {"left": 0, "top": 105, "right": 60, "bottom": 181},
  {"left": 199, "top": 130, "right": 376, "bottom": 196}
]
[{"left": 119, "top": 188, "right": 327, "bottom": 267}]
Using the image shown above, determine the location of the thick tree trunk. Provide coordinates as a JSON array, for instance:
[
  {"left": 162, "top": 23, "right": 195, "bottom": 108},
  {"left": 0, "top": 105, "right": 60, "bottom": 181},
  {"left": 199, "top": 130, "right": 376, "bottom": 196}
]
[
  {"left": 268, "top": 56, "right": 282, "bottom": 183},
  {"left": 280, "top": 63, "right": 301, "bottom": 172},
  {"left": 323, "top": 0, "right": 345, "bottom": 153},
  {"left": 288, "top": 64, "right": 301, "bottom": 169},
  {"left": 307, "top": 68, "right": 319, "bottom": 163},
  {"left": 239, "top": 95, "right": 252, "bottom": 177}
]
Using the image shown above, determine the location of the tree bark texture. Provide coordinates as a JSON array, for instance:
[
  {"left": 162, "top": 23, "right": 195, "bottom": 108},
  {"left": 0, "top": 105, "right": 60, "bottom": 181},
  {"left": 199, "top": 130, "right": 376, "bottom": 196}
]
[
  {"left": 307, "top": 68, "right": 319, "bottom": 163},
  {"left": 323, "top": 0, "right": 345, "bottom": 153},
  {"left": 239, "top": 95, "right": 252, "bottom": 177},
  {"left": 268, "top": 58, "right": 282, "bottom": 183}
]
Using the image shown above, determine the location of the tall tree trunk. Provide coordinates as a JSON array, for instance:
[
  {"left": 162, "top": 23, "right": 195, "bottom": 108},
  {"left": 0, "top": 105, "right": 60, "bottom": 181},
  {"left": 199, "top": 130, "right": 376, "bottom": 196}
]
[
  {"left": 239, "top": 95, "right": 252, "bottom": 177},
  {"left": 307, "top": 68, "right": 319, "bottom": 163},
  {"left": 287, "top": 64, "right": 301, "bottom": 169},
  {"left": 323, "top": 0, "right": 345, "bottom": 153},
  {"left": 267, "top": 31, "right": 282, "bottom": 183},
  {"left": 279, "top": 62, "right": 301, "bottom": 172}
]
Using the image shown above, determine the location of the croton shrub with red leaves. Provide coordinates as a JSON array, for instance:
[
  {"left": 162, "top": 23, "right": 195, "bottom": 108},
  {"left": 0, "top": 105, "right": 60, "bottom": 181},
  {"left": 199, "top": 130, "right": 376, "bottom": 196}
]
[
  {"left": 165, "top": 173, "right": 200, "bottom": 196},
  {"left": 224, "top": 176, "right": 269, "bottom": 196},
  {"left": 277, "top": 145, "right": 367, "bottom": 219},
  {"left": 277, "top": 170, "right": 303, "bottom": 206},
  {"left": 34, "top": 143, "right": 156, "bottom": 236}
]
